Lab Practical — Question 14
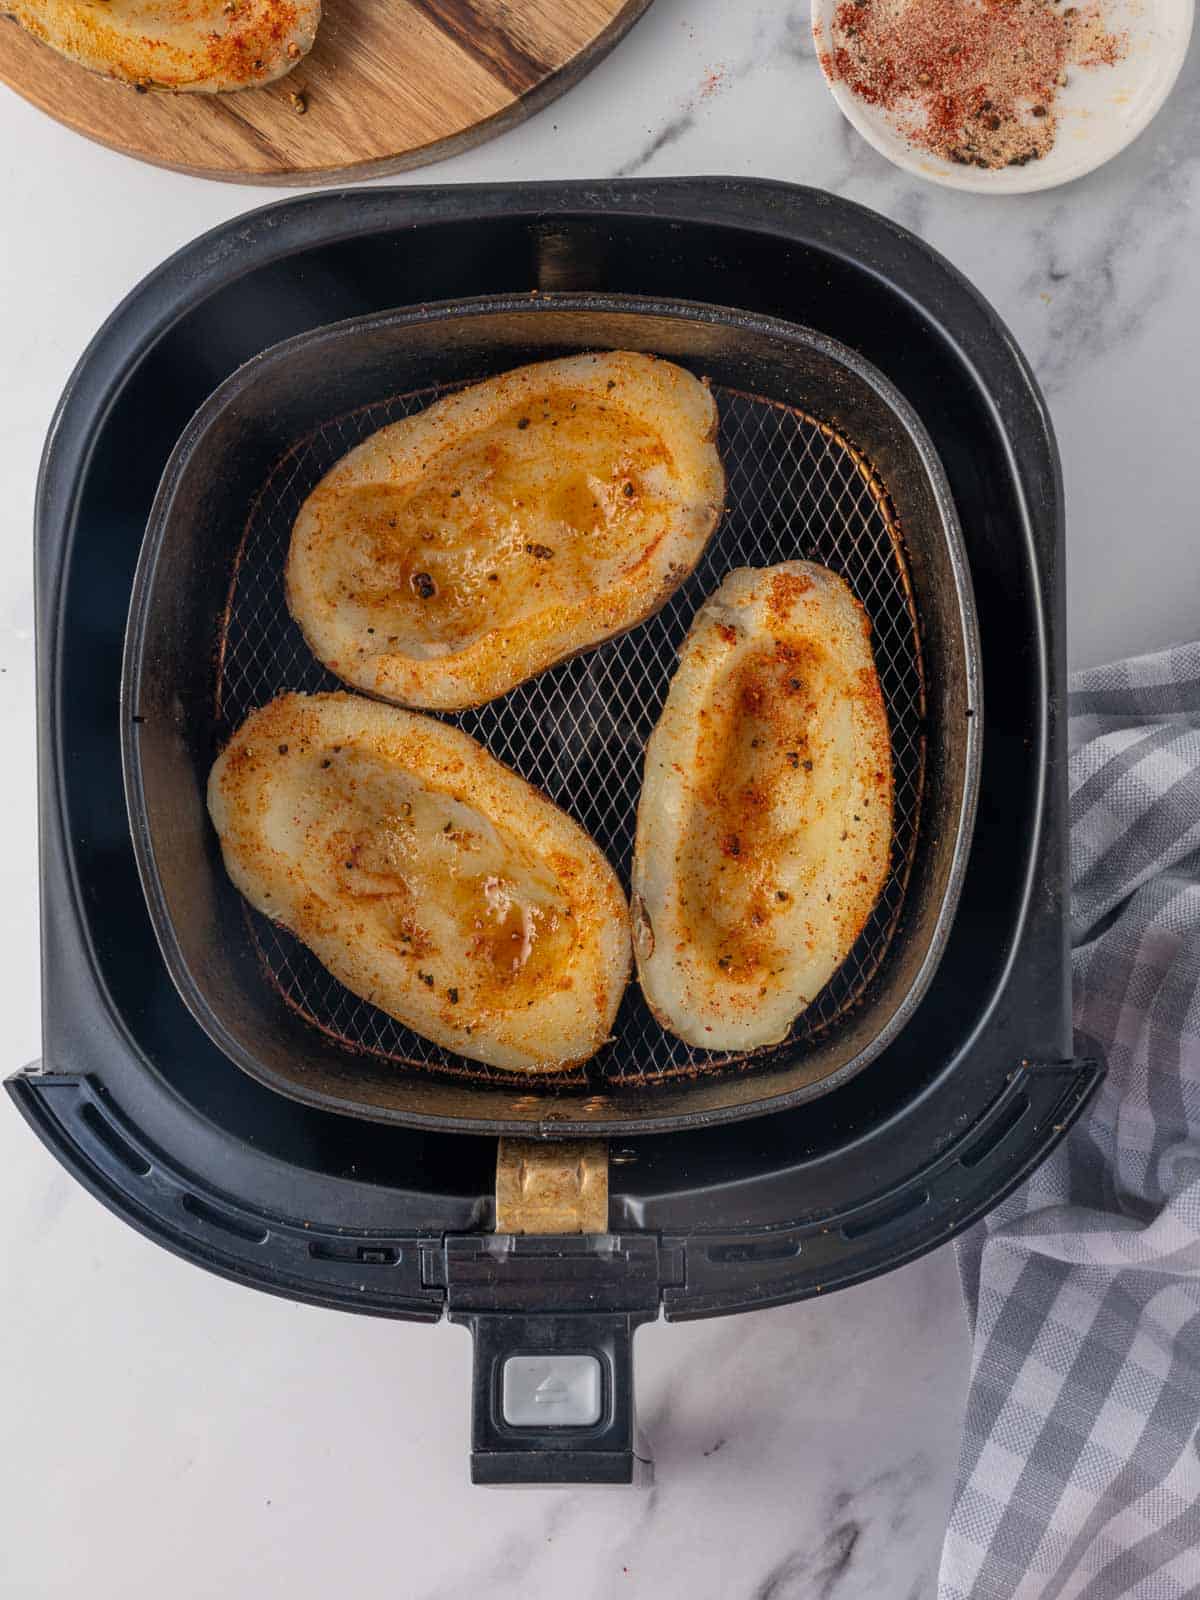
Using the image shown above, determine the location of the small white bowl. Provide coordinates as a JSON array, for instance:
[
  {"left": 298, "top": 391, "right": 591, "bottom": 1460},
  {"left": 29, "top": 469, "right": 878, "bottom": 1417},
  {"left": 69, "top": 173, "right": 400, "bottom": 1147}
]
[{"left": 812, "top": 0, "right": 1194, "bottom": 193}]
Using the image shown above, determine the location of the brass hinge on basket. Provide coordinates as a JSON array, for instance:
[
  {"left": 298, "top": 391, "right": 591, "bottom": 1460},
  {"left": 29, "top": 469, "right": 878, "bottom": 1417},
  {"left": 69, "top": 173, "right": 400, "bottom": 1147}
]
[{"left": 495, "top": 1139, "right": 609, "bottom": 1234}]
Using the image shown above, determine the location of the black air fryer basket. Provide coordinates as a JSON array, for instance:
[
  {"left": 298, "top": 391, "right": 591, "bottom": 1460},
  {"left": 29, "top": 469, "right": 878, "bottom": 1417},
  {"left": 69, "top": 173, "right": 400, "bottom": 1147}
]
[
  {"left": 11, "top": 181, "right": 1101, "bottom": 1486},
  {"left": 124, "top": 297, "right": 980, "bottom": 1134}
]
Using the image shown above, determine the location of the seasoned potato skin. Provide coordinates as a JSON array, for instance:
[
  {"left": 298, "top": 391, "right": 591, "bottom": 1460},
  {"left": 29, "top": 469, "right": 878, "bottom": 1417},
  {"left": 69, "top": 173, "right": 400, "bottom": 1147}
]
[
  {"left": 285, "top": 351, "right": 725, "bottom": 711},
  {"left": 208, "top": 692, "right": 631, "bottom": 1074},
  {"left": 11, "top": 1, "right": 320, "bottom": 90},
  {"left": 632, "top": 563, "right": 893, "bottom": 1051}
]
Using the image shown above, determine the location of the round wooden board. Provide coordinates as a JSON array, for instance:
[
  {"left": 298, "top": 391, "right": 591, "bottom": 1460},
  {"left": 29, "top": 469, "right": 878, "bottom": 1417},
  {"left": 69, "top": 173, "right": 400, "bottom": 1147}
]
[{"left": 0, "top": 0, "right": 654, "bottom": 185}]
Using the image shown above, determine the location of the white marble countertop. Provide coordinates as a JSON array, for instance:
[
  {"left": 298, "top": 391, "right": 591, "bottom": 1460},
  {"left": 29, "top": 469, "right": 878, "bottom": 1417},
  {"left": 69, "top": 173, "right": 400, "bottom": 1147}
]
[{"left": 1, "top": 4, "right": 1197, "bottom": 1596}]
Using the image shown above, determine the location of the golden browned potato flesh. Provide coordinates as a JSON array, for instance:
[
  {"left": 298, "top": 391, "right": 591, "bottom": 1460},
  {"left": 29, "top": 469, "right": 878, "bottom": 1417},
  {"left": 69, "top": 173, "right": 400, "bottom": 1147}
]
[
  {"left": 632, "top": 562, "right": 893, "bottom": 1051},
  {"left": 208, "top": 693, "right": 631, "bottom": 1074},
  {"left": 11, "top": 1, "right": 320, "bottom": 91},
  {"left": 285, "top": 352, "right": 725, "bottom": 712}
]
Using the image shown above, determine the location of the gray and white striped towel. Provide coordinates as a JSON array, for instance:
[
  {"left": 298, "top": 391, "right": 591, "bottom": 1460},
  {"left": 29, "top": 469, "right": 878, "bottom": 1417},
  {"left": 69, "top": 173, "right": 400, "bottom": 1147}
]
[{"left": 939, "top": 642, "right": 1200, "bottom": 1600}]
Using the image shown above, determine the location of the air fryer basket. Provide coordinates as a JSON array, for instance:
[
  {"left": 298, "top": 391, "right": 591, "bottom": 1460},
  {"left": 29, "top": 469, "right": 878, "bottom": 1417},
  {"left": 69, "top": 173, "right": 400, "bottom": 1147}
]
[
  {"left": 18, "top": 181, "right": 1097, "bottom": 1490},
  {"left": 123, "top": 295, "right": 981, "bottom": 1136}
]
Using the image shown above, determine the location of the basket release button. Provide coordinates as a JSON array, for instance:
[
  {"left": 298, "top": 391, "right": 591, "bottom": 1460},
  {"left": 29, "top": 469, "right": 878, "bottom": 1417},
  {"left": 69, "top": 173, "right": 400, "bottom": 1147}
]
[{"left": 502, "top": 1354, "right": 602, "bottom": 1427}]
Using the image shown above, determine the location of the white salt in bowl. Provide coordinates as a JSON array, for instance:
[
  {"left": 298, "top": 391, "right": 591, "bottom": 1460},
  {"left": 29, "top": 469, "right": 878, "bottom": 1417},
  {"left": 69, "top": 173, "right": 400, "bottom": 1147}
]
[{"left": 811, "top": 0, "right": 1194, "bottom": 192}]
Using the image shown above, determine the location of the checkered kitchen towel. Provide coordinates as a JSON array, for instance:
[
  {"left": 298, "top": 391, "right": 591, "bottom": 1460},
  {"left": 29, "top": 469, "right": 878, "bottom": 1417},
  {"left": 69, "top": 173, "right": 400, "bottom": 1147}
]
[{"left": 940, "top": 642, "right": 1200, "bottom": 1600}]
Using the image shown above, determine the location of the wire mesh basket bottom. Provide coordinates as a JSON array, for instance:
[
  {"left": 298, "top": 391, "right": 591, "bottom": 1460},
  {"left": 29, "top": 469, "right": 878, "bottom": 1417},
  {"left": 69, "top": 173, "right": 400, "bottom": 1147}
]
[{"left": 217, "top": 384, "right": 925, "bottom": 1088}]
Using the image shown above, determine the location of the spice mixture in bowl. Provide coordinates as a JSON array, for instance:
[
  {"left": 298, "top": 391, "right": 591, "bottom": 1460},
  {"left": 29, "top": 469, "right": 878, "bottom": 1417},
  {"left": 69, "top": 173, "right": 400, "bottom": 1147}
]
[{"left": 812, "top": 0, "right": 1193, "bottom": 191}]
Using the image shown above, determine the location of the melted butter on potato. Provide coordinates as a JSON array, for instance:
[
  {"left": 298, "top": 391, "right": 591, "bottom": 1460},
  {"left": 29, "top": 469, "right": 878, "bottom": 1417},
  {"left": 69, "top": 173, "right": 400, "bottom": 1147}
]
[
  {"left": 632, "top": 563, "right": 894, "bottom": 1051},
  {"left": 286, "top": 352, "right": 724, "bottom": 710},
  {"left": 208, "top": 693, "right": 631, "bottom": 1074}
]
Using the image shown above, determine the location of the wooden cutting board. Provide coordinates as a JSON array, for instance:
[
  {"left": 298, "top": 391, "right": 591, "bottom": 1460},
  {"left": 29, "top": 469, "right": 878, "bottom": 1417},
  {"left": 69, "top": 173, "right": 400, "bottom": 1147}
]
[{"left": 0, "top": 1, "right": 654, "bottom": 184}]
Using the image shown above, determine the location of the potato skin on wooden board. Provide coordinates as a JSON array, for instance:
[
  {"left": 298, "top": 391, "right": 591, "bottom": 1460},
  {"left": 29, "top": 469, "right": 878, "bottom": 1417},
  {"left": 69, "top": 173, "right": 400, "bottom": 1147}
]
[
  {"left": 285, "top": 351, "right": 725, "bottom": 711},
  {"left": 632, "top": 562, "right": 893, "bottom": 1051},
  {"left": 208, "top": 692, "right": 631, "bottom": 1074},
  {"left": 10, "top": 1, "right": 320, "bottom": 92}
]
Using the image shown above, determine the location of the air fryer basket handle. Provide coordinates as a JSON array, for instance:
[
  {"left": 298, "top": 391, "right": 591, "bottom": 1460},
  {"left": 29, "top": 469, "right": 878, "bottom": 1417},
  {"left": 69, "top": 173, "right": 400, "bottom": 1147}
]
[
  {"left": 431, "top": 1231, "right": 665, "bottom": 1486},
  {"left": 452, "top": 1308, "right": 654, "bottom": 1486}
]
